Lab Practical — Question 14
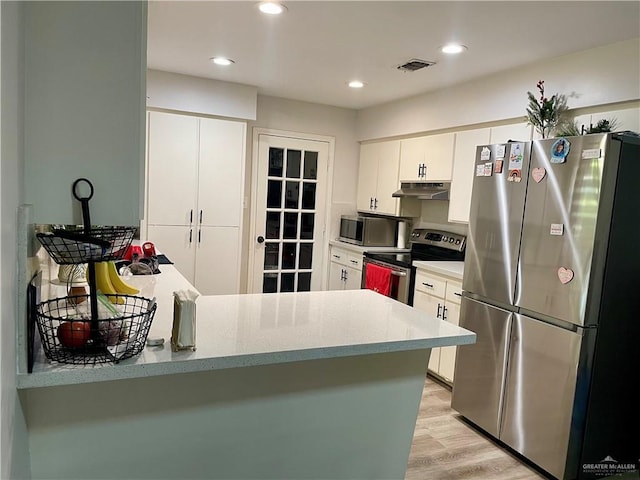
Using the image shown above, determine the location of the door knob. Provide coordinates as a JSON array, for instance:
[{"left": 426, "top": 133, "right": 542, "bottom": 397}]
[{"left": 257, "top": 236, "right": 265, "bottom": 244}]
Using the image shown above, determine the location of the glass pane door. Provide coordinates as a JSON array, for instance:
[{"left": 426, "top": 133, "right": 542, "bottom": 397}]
[{"left": 253, "top": 135, "right": 328, "bottom": 293}]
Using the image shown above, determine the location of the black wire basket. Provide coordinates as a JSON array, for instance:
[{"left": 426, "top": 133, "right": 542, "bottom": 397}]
[
  {"left": 35, "top": 294, "right": 157, "bottom": 365},
  {"left": 36, "top": 227, "right": 135, "bottom": 264}
]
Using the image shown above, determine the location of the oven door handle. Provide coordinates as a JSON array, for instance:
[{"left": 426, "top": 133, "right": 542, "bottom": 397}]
[{"left": 364, "top": 259, "right": 408, "bottom": 276}]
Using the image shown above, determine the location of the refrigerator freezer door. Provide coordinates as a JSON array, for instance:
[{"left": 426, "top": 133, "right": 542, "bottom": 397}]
[
  {"left": 516, "top": 135, "right": 608, "bottom": 326},
  {"left": 451, "top": 296, "right": 512, "bottom": 437},
  {"left": 500, "top": 314, "right": 583, "bottom": 480},
  {"left": 463, "top": 142, "right": 530, "bottom": 307}
]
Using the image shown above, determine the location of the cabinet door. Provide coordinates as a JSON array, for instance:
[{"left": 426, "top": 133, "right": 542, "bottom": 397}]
[
  {"left": 439, "top": 299, "right": 461, "bottom": 383},
  {"left": 399, "top": 134, "right": 454, "bottom": 182},
  {"left": 448, "top": 128, "right": 491, "bottom": 224},
  {"left": 356, "top": 143, "right": 378, "bottom": 212},
  {"left": 329, "top": 246, "right": 350, "bottom": 267},
  {"left": 343, "top": 265, "right": 363, "bottom": 290},
  {"left": 328, "top": 262, "right": 346, "bottom": 291},
  {"left": 374, "top": 140, "right": 401, "bottom": 215},
  {"left": 412, "top": 290, "right": 444, "bottom": 373},
  {"left": 198, "top": 118, "right": 245, "bottom": 227},
  {"left": 489, "top": 122, "right": 532, "bottom": 144},
  {"left": 147, "top": 112, "right": 199, "bottom": 226},
  {"left": 399, "top": 137, "right": 428, "bottom": 181},
  {"left": 194, "top": 226, "right": 240, "bottom": 295},
  {"left": 146, "top": 225, "right": 195, "bottom": 284}
]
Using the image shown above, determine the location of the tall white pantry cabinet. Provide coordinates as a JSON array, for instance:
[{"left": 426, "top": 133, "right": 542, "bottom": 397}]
[{"left": 146, "top": 111, "right": 245, "bottom": 295}]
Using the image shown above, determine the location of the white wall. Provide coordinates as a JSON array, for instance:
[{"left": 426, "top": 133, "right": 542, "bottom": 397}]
[
  {"left": 357, "top": 38, "right": 640, "bottom": 141},
  {"left": 23, "top": 1, "right": 147, "bottom": 226},
  {"left": 242, "top": 95, "right": 359, "bottom": 291},
  {"left": 147, "top": 69, "right": 258, "bottom": 120},
  {"left": 1, "top": 2, "right": 31, "bottom": 478}
]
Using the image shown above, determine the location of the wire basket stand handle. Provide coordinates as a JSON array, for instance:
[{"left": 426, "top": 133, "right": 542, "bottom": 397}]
[{"left": 72, "top": 178, "right": 100, "bottom": 336}]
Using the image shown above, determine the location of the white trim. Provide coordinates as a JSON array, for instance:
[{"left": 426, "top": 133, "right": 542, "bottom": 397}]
[{"left": 248, "top": 128, "right": 335, "bottom": 293}]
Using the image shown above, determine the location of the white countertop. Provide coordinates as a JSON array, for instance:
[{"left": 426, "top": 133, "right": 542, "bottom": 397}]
[
  {"left": 19, "top": 265, "right": 474, "bottom": 389},
  {"left": 412, "top": 261, "right": 465, "bottom": 280},
  {"left": 329, "top": 239, "right": 409, "bottom": 254}
]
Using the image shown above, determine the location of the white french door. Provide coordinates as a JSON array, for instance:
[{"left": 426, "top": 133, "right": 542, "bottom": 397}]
[{"left": 251, "top": 134, "right": 329, "bottom": 293}]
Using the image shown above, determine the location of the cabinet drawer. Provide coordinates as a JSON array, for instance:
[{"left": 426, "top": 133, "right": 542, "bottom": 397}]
[
  {"left": 329, "top": 247, "right": 350, "bottom": 267},
  {"left": 446, "top": 280, "right": 463, "bottom": 304},
  {"left": 414, "top": 271, "right": 446, "bottom": 297},
  {"left": 346, "top": 253, "right": 362, "bottom": 271}
]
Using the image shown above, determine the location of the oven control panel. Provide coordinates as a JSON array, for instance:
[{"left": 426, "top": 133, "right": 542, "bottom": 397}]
[{"left": 410, "top": 229, "right": 466, "bottom": 252}]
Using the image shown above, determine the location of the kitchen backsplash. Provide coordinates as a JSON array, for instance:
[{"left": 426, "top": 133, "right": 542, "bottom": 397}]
[{"left": 415, "top": 201, "right": 468, "bottom": 236}]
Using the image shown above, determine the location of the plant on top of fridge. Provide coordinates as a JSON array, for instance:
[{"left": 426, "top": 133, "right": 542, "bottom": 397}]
[{"left": 525, "top": 80, "right": 569, "bottom": 138}]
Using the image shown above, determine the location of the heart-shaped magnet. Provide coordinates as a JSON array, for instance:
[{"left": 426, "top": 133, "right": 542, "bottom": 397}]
[
  {"left": 532, "top": 167, "right": 546, "bottom": 183},
  {"left": 558, "top": 267, "right": 574, "bottom": 284}
]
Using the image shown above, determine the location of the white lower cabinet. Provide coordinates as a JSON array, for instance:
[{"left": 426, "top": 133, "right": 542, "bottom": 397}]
[
  {"left": 328, "top": 246, "right": 363, "bottom": 291},
  {"left": 148, "top": 225, "right": 240, "bottom": 295},
  {"left": 412, "top": 268, "right": 463, "bottom": 385}
]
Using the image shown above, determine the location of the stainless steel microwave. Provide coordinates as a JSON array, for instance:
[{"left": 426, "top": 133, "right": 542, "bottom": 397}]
[{"left": 339, "top": 215, "right": 396, "bottom": 247}]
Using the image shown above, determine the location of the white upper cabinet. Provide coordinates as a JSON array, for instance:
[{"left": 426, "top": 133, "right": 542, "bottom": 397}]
[
  {"left": 197, "top": 118, "right": 245, "bottom": 227},
  {"left": 448, "top": 128, "right": 491, "bottom": 224},
  {"left": 147, "top": 113, "right": 199, "bottom": 226},
  {"left": 356, "top": 140, "right": 402, "bottom": 216},
  {"left": 375, "top": 140, "right": 403, "bottom": 215},
  {"left": 399, "top": 133, "right": 455, "bottom": 182},
  {"left": 147, "top": 112, "right": 245, "bottom": 228}
]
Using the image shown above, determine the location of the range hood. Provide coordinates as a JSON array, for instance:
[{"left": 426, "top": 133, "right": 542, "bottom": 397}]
[{"left": 392, "top": 182, "right": 450, "bottom": 200}]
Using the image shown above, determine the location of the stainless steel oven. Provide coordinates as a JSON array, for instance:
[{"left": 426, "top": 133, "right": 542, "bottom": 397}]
[
  {"left": 361, "top": 229, "right": 465, "bottom": 305},
  {"left": 361, "top": 256, "right": 411, "bottom": 304}
]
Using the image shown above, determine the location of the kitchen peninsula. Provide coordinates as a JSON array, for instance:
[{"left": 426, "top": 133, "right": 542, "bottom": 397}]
[{"left": 18, "top": 265, "right": 475, "bottom": 480}]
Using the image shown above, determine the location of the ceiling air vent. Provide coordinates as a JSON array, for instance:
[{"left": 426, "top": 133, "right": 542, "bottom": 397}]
[{"left": 397, "top": 59, "right": 436, "bottom": 72}]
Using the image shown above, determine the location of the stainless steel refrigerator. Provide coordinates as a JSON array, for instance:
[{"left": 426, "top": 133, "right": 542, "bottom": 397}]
[{"left": 452, "top": 132, "right": 640, "bottom": 480}]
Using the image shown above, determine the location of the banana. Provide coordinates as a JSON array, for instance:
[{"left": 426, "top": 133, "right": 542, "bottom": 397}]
[
  {"left": 106, "top": 261, "right": 139, "bottom": 295},
  {"left": 92, "top": 262, "right": 124, "bottom": 304}
]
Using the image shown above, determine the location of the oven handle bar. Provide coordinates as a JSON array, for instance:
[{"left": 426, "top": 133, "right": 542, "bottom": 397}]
[{"left": 364, "top": 259, "right": 408, "bottom": 277}]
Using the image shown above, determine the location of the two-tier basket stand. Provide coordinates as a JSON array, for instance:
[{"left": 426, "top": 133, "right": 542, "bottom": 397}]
[{"left": 35, "top": 178, "right": 157, "bottom": 365}]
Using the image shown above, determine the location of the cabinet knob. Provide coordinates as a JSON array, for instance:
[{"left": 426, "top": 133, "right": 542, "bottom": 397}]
[{"left": 257, "top": 236, "right": 265, "bottom": 244}]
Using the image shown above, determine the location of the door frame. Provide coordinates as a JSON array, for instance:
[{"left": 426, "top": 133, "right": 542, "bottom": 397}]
[{"left": 248, "top": 127, "right": 335, "bottom": 293}]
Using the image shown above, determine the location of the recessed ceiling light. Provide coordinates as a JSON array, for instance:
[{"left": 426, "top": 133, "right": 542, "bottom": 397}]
[
  {"left": 211, "top": 57, "right": 235, "bottom": 66},
  {"left": 258, "top": 2, "right": 287, "bottom": 15},
  {"left": 348, "top": 80, "right": 365, "bottom": 89},
  {"left": 441, "top": 44, "right": 467, "bottom": 54}
]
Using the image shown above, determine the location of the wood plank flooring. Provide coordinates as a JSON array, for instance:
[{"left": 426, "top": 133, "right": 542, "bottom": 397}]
[{"left": 405, "top": 377, "right": 549, "bottom": 480}]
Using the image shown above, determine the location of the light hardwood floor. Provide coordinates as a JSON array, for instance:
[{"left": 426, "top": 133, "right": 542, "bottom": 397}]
[{"left": 405, "top": 377, "right": 549, "bottom": 480}]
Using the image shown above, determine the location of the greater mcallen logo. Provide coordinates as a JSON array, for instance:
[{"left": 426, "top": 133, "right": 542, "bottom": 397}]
[{"left": 582, "top": 456, "right": 637, "bottom": 475}]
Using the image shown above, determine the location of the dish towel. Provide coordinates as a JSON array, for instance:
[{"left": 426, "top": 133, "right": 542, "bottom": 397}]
[{"left": 365, "top": 263, "right": 393, "bottom": 296}]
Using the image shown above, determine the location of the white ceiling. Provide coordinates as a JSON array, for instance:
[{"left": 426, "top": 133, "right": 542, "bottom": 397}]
[{"left": 147, "top": 1, "right": 640, "bottom": 110}]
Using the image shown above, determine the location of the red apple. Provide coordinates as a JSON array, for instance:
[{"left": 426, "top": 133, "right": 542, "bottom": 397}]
[{"left": 57, "top": 321, "right": 91, "bottom": 348}]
